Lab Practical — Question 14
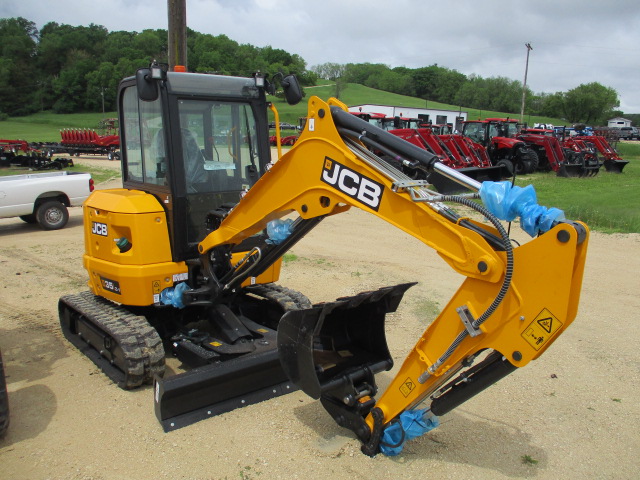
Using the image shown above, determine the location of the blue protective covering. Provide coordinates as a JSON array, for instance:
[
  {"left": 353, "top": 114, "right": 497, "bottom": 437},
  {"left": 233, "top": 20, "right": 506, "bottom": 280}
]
[
  {"left": 478, "top": 181, "right": 565, "bottom": 237},
  {"left": 159, "top": 281, "right": 190, "bottom": 309},
  {"left": 266, "top": 218, "right": 294, "bottom": 245},
  {"left": 379, "top": 409, "right": 440, "bottom": 456}
]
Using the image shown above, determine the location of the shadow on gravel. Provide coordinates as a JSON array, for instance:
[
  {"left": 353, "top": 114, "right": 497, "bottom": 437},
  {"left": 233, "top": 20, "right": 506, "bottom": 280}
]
[{"left": 292, "top": 400, "right": 546, "bottom": 477}]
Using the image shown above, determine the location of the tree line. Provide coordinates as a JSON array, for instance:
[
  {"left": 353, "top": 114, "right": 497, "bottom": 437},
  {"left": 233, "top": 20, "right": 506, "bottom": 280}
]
[
  {"left": 0, "top": 17, "right": 316, "bottom": 117},
  {"left": 0, "top": 16, "right": 623, "bottom": 124}
]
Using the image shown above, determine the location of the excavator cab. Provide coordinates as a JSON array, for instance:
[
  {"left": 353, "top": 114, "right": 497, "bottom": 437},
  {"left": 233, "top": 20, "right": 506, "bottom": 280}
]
[{"left": 119, "top": 67, "right": 274, "bottom": 260}]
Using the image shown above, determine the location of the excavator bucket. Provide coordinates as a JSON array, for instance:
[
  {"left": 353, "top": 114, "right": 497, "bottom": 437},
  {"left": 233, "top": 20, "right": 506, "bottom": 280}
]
[
  {"left": 428, "top": 165, "right": 508, "bottom": 194},
  {"left": 603, "top": 159, "right": 629, "bottom": 173},
  {"left": 277, "top": 283, "right": 415, "bottom": 400}
]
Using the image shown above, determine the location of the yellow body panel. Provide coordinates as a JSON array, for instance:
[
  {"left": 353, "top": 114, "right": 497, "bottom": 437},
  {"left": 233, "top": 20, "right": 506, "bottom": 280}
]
[
  {"left": 83, "top": 188, "right": 187, "bottom": 306},
  {"left": 82, "top": 188, "right": 281, "bottom": 306},
  {"left": 230, "top": 251, "right": 282, "bottom": 287}
]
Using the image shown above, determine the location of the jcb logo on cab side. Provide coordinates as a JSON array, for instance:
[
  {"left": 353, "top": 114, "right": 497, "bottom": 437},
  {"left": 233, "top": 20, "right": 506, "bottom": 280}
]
[
  {"left": 321, "top": 157, "right": 383, "bottom": 211},
  {"left": 92, "top": 222, "right": 108, "bottom": 236}
]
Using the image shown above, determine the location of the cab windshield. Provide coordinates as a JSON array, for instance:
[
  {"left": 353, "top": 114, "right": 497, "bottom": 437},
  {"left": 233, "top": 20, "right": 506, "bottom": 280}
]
[
  {"left": 177, "top": 99, "right": 261, "bottom": 243},
  {"left": 177, "top": 99, "right": 259, "bottom": 194}
]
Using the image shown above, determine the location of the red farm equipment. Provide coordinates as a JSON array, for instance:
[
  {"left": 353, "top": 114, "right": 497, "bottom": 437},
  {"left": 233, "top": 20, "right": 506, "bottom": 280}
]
[
  {"left": 32, "top": 129, "right": 120, "bottom": 160},
  {"left": 349, "top": 112, "right": 508, "bottom": 192},
  {"left": 518, "top": 128, "right": 599, "bottom": 177},
  {"left": 568, "top": 127, "right": 628, "bottom": 173},
  {"left": 60, "top": 129, "right": 120, "bottom": 159},
  {"left": 386, "top": 126, "right": 508, "bottom": 192},
  {"left": 462, "top": 118, "right": 539, "bottom": 175}
]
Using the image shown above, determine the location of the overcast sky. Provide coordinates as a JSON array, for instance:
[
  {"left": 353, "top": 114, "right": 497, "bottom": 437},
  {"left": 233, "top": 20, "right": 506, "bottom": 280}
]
[{"left": 3, "top": 0, "right": 640, "bottom": 113}]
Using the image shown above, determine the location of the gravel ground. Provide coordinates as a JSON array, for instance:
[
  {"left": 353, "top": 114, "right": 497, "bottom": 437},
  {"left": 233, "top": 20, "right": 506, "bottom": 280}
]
[{"left": 0, "top": 156, "right": 638, "bottom": 479}]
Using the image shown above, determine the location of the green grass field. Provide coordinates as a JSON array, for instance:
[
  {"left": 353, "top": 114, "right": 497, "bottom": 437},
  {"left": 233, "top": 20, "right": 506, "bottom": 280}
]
[
  {"left": 273, "top": 83, "right": 563, "bottom": 126},
  {"left": 515, "top": 142, "right": 640, "bottom": 233}
]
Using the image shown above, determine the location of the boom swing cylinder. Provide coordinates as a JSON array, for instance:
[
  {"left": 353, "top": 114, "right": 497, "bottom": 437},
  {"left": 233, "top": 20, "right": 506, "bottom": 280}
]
[{"left": 196, "top": 96, "right": 588, "bottom": 455}]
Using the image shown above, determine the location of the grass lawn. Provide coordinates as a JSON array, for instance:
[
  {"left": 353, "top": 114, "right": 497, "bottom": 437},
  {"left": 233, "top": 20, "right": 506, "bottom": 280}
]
[{"left": 515, "top": 142, "right": 640, "bottom": 233}]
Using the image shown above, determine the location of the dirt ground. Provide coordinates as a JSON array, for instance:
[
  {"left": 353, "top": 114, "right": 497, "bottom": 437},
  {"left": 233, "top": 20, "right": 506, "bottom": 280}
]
[{"left": 0, "top": 157, "right": 638, "bottom": 480}]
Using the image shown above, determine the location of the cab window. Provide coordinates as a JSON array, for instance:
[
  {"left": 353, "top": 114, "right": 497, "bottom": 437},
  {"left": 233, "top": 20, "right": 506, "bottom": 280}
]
[{"left": 121, "top": 87, "right": 167, "bottom": 186}]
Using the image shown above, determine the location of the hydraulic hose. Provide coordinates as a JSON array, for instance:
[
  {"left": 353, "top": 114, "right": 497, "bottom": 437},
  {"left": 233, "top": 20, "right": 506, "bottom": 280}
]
[{"left": 419, "top": 195, "right": 514, "bottom": 382}]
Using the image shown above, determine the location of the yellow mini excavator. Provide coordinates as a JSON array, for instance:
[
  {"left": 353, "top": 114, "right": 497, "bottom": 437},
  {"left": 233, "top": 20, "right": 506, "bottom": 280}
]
[{"left": 59, "top": 64, "right": 588, "bottom": 456}]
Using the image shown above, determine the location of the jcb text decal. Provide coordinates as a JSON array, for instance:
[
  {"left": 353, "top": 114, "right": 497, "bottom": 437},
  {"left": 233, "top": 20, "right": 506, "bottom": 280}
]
[
  {"left": 321, "top": 157, "right": 383, "bottom": 211},
  {"left": 92, "top": 221, "right": 108, "bottom": 236}
]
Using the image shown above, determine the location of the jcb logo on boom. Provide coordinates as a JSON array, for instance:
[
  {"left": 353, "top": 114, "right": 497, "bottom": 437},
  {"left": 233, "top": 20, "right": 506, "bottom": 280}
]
[
  {"left": 321, "top": 157, "right": 383, "bottom": 211},
  {"left": 92, "top": 222, "right": 108, "bottom": 236}
]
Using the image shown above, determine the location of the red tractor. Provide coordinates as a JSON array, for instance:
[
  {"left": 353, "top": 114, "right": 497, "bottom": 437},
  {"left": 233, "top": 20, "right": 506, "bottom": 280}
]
[
  {"left": 518, "top": 128, "right": 600, "bottom": 177},
  {"left": 350, "top": 112, "right": 508, "bottom": 192},
  {"left": 461, "top": 118, "right": 538, "bottom": 175},
  {"left": 384, "top": 126, "right": 507, "bottom": 192},
  {"left": 565, "top": 126, "right": 628, "bottom": 173}
]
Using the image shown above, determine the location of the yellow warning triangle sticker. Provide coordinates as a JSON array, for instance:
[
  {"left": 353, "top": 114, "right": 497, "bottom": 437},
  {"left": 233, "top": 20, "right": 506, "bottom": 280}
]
[{"left": 537, "top": 317, "right": 553, "bottom": 334}]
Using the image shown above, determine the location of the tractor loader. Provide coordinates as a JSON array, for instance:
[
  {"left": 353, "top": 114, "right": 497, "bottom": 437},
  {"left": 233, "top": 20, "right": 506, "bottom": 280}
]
[{"left": 59, "top": 65, "right": 589, "bottom": 456}]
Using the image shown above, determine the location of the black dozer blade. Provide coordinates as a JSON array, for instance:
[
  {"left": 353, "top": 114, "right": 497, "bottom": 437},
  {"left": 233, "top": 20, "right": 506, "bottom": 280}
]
[
  {"left": 155, "top": 283, "right": 415, "bottom": 432},
  {"left": 427, "top": 165, "right": 508, "bottom": 194},
  {"left": 278, "top": 283, "right": 416, "bottom": 400},
  {"left": 603, "top": 159, "right": 629, "bottom": 173},
  {"left": 154, "top": 323, "right": 296, "bottom": 432}
]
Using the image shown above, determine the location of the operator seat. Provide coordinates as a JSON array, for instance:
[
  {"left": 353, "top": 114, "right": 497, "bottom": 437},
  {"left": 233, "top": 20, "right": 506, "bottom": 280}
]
[{"left": 181, "top": 128, "right": 208, "bottom": 192}]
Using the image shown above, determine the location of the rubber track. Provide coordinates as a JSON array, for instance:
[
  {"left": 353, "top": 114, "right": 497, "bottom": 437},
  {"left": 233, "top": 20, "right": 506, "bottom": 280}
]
[
  {"left": 60, "top": 291, "right": 165, "bottom": 389},
  {"left": 245, "top": 283, "right": 312, "bottom": 311},
  {"left": 0, "top": 347, "right": 9, "bottom": 438}
]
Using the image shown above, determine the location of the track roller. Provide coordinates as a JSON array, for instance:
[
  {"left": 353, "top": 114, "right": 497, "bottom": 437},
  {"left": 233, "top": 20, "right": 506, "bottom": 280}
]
[{"left": 59, "top": 291, "right": 165, "bottom": 389}]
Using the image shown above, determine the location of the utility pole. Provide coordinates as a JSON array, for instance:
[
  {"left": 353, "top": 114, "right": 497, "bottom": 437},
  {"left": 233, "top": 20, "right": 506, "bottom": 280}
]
[
  {"left": 520, "top": 43, "right": 533, "bottom": 122},
  {"left": 168, "top": 0, "right": 187, "bottom": 71}
]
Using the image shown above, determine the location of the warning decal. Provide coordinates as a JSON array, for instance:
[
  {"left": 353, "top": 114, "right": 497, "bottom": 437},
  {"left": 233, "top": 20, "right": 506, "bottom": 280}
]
[
  {"left": 399, "top": 377, "right": 415, "bottom": 397},
  {"left": 522, "top": 308, "right": 563, "bottom": 351}
]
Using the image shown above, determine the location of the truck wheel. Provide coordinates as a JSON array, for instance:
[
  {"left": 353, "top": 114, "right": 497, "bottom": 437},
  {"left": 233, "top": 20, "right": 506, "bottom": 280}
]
[
  {"left": 0, "top": 347, "right": 9, "bottom": 438},
  {"left": 36, "top": 200, "right": 69, "bottom": 230},
  {"left": 19, "top": 214, "right": 37, "bottom": 224},
  {"left": 107, "top": 151, "right": 114, "bottom": 161}
]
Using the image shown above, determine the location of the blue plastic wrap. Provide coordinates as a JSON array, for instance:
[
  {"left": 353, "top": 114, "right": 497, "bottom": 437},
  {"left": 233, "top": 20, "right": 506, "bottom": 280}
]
[
  {"left": 479, "top": 181, "right": 565, "bottom": 237},
  {"left": 379, "top": 409, "right": 440, "bottom": 456},
  {"left": 266, "top": 218, "right": 294, "bottom": 245},
  {"left": 159, "top": 282, "right": 189, "bottom": 309}
]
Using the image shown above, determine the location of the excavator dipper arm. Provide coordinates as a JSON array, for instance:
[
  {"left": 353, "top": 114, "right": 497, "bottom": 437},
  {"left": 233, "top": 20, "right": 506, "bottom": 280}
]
[{"left": 197, "top": 96, "right": 589, "bottom": 455}]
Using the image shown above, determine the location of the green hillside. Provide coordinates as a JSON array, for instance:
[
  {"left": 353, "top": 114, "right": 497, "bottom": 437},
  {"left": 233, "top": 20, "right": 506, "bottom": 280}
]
[
  {"left": 273, "top": 83, "right": 564, "bottom": 127},
  {"left": 1, "top": 82, "right": 566, "bottom": 142}
]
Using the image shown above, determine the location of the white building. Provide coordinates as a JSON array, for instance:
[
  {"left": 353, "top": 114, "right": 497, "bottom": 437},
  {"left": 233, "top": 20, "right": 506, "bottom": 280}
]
[
  {"left": 607, "top": 117, "right": 632, "bottom": 128},
  {"left": 348, "top": 104, "right": 467, "bottom": 129}
]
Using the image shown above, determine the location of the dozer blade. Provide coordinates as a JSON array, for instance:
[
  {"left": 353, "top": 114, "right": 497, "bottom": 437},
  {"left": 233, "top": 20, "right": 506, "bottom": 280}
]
[
  {"left": 603, "top": 159, "right": 629, "bottom": 173},
  {"left": 154, "top": 324, "right": 296, "bottom": 432},
  {"left": 277, "top": 283, "right": 415, "bottom": 400},
  {"left": 427, "top": 166, "right": 508, "bottom": 194}
]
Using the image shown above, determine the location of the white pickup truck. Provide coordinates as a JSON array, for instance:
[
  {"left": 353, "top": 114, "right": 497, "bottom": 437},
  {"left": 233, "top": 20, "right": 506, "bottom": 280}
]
[{"left": 0, "top": 171, "right": 93, "bottom": 230}]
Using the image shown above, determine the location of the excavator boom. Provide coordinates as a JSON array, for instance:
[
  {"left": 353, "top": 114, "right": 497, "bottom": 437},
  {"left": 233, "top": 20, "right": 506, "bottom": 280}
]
[{"left": 196, "top": 96, "right": 589, "bottom": 455}]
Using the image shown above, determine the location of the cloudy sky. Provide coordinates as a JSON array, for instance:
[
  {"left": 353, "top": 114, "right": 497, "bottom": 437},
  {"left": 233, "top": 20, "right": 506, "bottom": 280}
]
[{"left": 3, "top": 0, "right": 640, "bottom": 113}]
